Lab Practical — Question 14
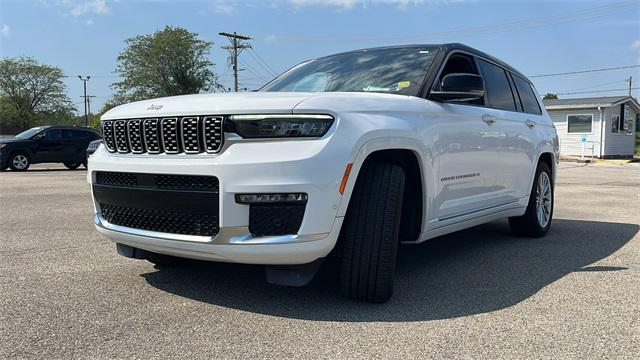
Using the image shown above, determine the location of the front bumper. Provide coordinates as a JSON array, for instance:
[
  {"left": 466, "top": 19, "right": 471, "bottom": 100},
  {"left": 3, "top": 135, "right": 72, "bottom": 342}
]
[{"left": 88, "top": 137, "right": 349, "bottom": 265}]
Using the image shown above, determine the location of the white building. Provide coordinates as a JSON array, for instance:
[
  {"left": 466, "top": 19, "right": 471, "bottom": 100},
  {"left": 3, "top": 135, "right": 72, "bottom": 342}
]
[{"left": 543, "top": 96, "right": 639, "bottom": 158}]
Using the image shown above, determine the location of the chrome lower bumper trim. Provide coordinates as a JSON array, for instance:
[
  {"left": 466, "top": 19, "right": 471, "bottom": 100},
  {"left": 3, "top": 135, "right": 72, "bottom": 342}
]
[{"left": 94, "top": 214, "right": 328, "bottom": 245}]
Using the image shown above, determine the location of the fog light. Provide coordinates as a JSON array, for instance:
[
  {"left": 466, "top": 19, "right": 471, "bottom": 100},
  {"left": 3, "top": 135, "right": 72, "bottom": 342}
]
[{"left": 235, "top": 193, "right": 308, "bottom": 204}]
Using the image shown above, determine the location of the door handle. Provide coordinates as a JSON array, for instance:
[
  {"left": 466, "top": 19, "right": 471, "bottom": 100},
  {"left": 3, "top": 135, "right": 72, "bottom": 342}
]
[
  {"left": 482, "top": 114, "right": 496, "bottom": 125},
  {"left": 525, "top": 120, "right": 536, "bottom": 128}
]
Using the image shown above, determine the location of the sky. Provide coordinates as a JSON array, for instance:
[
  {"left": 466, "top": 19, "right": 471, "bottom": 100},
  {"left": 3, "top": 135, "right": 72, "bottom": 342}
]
[{"left": 1, "top": 0, "right": 639, "bottom": 113}]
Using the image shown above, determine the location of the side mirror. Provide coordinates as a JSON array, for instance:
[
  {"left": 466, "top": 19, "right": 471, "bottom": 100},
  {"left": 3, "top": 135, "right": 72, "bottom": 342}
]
[
  {"left": 430, "top": 73, "right": 485, "bottom": 102},
  {"left": 34, "top": 133, "right": 46, "bottom": 140}
]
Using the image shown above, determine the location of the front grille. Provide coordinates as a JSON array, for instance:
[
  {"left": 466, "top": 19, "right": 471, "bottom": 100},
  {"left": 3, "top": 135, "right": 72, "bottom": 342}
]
[
  {"left": 102, "top": 116, "right": 224, "bottom": 155},
  {"left": 100, "top": 203, "right": 218, "bottom": 237}
]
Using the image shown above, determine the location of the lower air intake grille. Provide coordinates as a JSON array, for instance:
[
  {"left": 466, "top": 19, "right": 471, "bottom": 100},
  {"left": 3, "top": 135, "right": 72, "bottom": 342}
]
[
  {"left": 100, "top": 203, "right": 218, "bottom": 237},
  {"left": 95, "top": 171, "right": 138, "bottom": 187},
  {"left": 249, "top": 204, "right": 306, "bottom": 236}
]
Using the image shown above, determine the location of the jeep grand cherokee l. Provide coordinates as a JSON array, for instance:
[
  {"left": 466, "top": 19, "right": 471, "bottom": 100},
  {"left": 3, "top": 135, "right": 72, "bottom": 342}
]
[{"left": 89, "top": 44, "right": 559, "bottom": 302}]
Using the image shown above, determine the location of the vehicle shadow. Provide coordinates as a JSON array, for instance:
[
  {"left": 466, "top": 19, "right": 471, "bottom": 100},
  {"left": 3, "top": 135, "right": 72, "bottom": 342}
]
[{"left": 141, "top": 219, "right": 638, "bottom": 322}]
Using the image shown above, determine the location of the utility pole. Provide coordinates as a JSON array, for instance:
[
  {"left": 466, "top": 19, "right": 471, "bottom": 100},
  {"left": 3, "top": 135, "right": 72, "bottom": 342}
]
[
  {"left": 78, "top": 75, "right": 91, "bottom": 126},
  {"left": 219, "top": 32, "right": 251, "bottom": 92},
  {"left": 627, "top": 76, "right": 633, "bottom": 96}
]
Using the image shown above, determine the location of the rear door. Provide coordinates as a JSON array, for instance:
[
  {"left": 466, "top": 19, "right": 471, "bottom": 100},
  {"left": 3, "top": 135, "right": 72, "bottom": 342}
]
[
  {"left": 507, "top": 74, "right": 545, "bottom": 198},
  {"left": 62, "top": 129, "right": 91, "bottom": 162},
  {"left": 475, "top": 58, "right": 534, "bottom": 205},
  {"left": 34, "top": 129, "right": 63, "bottom": 162}
]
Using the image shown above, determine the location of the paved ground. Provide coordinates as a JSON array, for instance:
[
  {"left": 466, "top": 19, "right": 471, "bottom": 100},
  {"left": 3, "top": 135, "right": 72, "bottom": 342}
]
[{"left": 1, "top": 163, "right": 639, "bottom": 359}]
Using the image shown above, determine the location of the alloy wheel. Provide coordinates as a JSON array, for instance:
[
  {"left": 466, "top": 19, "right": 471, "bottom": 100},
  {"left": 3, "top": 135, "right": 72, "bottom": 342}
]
[
  {"left": 12, "top": 155, "right": 28, "bottom": 170},
  {"left": 535, "top": 172, "right": 552, "bottom": 227}
]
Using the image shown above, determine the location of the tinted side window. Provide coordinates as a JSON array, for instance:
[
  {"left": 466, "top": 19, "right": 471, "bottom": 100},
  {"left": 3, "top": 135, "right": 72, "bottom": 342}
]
[
  {"left": 44, "top": 129, "right": 62, "bottom": 141},
  {"left": 477, "top": 59, "right": 516, "bottom": 111},
  {"left": 512, "top": 75, "right": 542, "bottom": 115}
]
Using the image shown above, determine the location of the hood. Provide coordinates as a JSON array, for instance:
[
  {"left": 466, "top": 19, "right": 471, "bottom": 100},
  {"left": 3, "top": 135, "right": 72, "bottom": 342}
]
[
  {"left": 101, "top": 92, "right": 430, "bottom": 120},
  {"left": 102, "top": 92, "right": 315, "bottom": 120},
  {"left": 0, "top": 137, "right": 29, "bottom": 145}
]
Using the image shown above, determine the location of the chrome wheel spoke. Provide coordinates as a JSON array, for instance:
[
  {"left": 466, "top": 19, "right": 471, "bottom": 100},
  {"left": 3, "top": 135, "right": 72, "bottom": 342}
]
[{"left": 535, "top": 172, "right": 552, "bottom": 228}]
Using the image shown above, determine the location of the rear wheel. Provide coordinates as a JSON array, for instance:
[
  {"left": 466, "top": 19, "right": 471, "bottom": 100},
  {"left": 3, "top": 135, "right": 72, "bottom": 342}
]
[
  {"left": 339, "top": 161, "right": 405, "bottom": 303},
  {"left": 64, "top": 162, "right": 81, "bottom": 170},
  {"left": 9, "top": 153, "right": 30, "bottom": 171},
  {"left": 508, "top": 161, "right": 553, "bottom": 237}
]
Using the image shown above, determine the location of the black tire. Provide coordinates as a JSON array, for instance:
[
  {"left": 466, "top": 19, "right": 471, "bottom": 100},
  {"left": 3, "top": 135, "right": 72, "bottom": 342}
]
[
  {"left": 340, "top": 161, "right": 405, "bottom": 303},
  {"left": 64, "top": 162, "right": 81, "bottom": 170},
  {"left": 8, "top": 152, "right": 30, "bottom": 171},
  {"left": 145, "top": 252, "right": 184, "bottom": 267},
  {"left": 508, "top": 161, "right": 553, "bottom": 237},
  {"left": 0, "top": 164, "right": 7, "bottom": 171}
]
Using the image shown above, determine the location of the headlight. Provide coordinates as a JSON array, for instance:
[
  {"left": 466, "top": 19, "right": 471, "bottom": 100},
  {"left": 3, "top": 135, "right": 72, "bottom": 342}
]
[{"left": 228, "top": 114, "right": 333, "bottom": 138}]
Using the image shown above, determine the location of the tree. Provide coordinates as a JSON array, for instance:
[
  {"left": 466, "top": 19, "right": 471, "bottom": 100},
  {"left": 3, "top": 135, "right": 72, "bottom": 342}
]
[
  {"left": 543, "top": 93, "right": 558, "bottom": 100},
  {"left": 0, "top": 57, "right": 75, "bottom": 130},
  {"left": 112, "top": 26, "right": 222, "bottom": 102}
]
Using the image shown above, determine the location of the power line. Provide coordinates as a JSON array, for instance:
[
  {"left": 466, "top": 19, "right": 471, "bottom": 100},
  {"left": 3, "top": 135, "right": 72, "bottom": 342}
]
[
  {"left": 530, "top": 65, "right": 640, "bottom": 78},
  {"left": 554, "top": 87, "right": 640, "bottom": 96},
  {"left": 237, "top": 58, "right": 271, "bottom": 82},
  {"left": 247, "top": 48, "right": 278, "bottom": 77}
]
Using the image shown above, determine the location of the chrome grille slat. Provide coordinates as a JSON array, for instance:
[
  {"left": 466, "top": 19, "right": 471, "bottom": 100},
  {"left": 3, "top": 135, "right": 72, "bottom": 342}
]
[
  {"left": 143, "top": 118, "right": 161, "bottom": 154},
  {"left": 203, "top": 116, "right": 224, "bottom": 153},
  {"left": 127, "top": 119, "right": 144, "bottom": 153},
  {"left": 161, "top": 117, "right": 180, "bottom": 154},
  {"left": 180, "top": 117, "right": 201, "bottom": 153},
  {"left": 114, "top": 120, "right": 130, "bottom": 153},
  {"left": 102, "top": 116, "right": 223, "bottom": 155},
  {"left": 102, "top": 120, "right": 116, "bottom": 152}
]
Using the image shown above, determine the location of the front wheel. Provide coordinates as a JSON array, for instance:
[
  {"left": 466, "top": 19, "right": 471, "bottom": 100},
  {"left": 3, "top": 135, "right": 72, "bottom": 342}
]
[
  {"left": 509, "top": 162, "right": 553, "bottom": 237},
  {"left": 9, "top": 153, "right": 30, "bottom": 171},
  {"left": 339, "top": 161, "right": 405, "bottom": 303}
]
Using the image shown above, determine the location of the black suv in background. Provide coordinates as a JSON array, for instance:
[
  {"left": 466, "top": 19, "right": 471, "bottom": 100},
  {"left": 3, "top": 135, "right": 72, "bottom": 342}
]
[{"left": 0, "top": 126, "right": 102, "bottom": 171}]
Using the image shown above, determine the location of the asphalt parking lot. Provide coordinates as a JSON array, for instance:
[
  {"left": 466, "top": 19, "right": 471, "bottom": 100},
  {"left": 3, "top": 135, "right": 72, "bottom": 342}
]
[{"left": 1, "top": 162, "right": 639, "bottom": 359}]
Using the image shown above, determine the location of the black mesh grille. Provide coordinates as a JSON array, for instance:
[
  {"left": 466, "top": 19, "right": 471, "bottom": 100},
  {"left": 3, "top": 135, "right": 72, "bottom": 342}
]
[
  {"left": 102, "top": 121, "right": 116, "bottom": 151},
  {"left": 143, "top": 119, "right": 161, "bottom": 153},
  {"left": 95, "top": 172, "right": 217, "bottom": 192},
  {"left": 100, "top": 203, "right": 218, "bottom": 237},
  {"left": 181, "top": 117, "right": 200, "bottom": 153},
  {"left": 114, "top": 120, "right": 129, "bottom": 153},
  {"left": 128, "top": 119, "right": 144, "bottom": 153},
  {"left": 101, "top": 116, "right": 223, "bottom": 155},
  {"left": 203, "top": 116, "right": 223, "bottom": 153},
  {"left": 95, "top": 171, "right": 138, "bottom": 187},
  {"left": 154, "top": 174, "right": 218, "bottom": 191},
  {"left": 161, "top": 118, "right": 180, "bottom": 153},
  {"left": 249, "top": 204, "right": 306, "bottom": 236}
]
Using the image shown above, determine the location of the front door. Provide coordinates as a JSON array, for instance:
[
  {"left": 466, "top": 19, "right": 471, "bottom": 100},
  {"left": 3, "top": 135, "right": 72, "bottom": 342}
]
[{"left": 432, "top": 102, "right": 501, "bottom": 223}]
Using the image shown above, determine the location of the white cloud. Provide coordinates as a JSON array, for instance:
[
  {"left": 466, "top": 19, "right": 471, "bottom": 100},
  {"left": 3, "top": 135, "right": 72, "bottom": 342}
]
[
  {"left": 212, "top": 1, "right": 236, "bottom": 14},
  {"left": 287, "top": 0, "right": 456, "bottom": 9},
  {"left": 1, "top": 24, "right": 10, "bottom": 37},
  {"left": 85, "top": 19, "right": 94, "bottom": 26},
  {"left": 264, "top": 35, "right": 278, "bottom": 43},
  {"left": 54, "top": 0, "right": 109, "bottom": 17},
  {"left": 631, "top": 40, "right": 640, "bottom": 51}
]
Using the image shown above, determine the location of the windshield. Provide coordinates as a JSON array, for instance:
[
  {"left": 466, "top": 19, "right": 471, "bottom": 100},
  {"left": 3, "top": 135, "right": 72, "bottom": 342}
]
[
  {"left": 14, "top": 127, "right": 48, "bottom": 139},
  {"left": 262, "top": 46, "right": 438, "bottom": 96}
]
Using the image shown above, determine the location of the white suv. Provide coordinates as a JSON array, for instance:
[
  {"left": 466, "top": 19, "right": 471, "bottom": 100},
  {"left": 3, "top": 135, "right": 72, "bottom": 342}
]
[{"left": 89, "top": 44, "right": 559, "bottom": 302}]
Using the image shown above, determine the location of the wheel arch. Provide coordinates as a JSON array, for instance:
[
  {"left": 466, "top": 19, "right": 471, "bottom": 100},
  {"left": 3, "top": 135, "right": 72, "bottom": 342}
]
[{"left": 337, "top": 139, "right": 429, "bottom": 243}]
